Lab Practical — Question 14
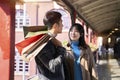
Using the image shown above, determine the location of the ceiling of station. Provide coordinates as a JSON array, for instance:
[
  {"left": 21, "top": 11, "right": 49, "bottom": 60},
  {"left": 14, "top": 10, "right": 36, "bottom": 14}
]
[{"left": 55, "top": 0, "right": 120, "bottom": 37}]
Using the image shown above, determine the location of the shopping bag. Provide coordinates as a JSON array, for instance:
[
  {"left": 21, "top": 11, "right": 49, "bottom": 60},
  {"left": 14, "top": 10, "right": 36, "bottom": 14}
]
[
  {"left": 16, "top": 25, "right": 50, "bottom": 62},
  {"left": 16, "top": 34, "right": 51, "bottom": 62},
  {"left": 16, "top": 34, "right": 50, "bottom": 62}
]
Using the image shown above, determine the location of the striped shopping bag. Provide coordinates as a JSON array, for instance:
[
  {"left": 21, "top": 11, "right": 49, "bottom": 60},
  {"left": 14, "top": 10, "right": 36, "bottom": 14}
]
[{"left": 16, "top": 33, "right": 51, "bottom": 62}]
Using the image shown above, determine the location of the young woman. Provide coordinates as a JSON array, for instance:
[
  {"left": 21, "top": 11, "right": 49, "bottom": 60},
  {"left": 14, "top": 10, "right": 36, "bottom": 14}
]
[{"left": 67, "top": 23, "right": 98, "bottom": 80}]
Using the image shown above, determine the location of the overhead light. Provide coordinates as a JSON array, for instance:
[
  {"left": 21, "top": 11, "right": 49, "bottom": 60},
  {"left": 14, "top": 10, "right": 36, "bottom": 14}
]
[
  {"left": 114, "top": 28, "right": 119, "bottom": 31},
  {"left": 111, "top": 30, "right": 115, "bottom": 33},
  {"left": 109, "top": 33, "right": 112, "bottom": 35},
  {"left": 108, "top": 37, "right": 111, "bottom": 43}
]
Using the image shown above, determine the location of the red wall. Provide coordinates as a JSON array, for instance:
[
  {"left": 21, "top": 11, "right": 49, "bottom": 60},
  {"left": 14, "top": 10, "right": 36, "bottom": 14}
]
[{"left": 0, "top": 1, "right": 15, "bottom": 80}]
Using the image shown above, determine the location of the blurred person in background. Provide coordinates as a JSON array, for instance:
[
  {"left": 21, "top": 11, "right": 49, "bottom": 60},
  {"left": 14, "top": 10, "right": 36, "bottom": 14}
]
[{"left": 114, "top": 38, "right": 120, "bottom": 60}]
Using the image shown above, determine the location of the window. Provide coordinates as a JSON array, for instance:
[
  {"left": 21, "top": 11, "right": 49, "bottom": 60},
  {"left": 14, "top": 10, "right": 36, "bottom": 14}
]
[
  {"left": 15, "top": 9, "right": 30, "bottom": 30},
  {"left": 15, "top": 8, "right": 30, "bottom": 75},
  {"left": 14, "top": 48, "right": 29, "bottom": 75}
]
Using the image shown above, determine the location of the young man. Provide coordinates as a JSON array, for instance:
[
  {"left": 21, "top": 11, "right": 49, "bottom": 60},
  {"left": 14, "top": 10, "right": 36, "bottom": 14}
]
[{"left": 34, "top": 9, "right": 70, "bottom": 80}]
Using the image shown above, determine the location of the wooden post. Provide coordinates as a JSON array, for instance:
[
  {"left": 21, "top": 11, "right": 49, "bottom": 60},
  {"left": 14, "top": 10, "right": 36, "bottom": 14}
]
[
  {"left": 0, "top": 0, "right": 15, "bottom": 80},
  {"left": 70, "top": 9, "right": 76, "bottom": 25}
]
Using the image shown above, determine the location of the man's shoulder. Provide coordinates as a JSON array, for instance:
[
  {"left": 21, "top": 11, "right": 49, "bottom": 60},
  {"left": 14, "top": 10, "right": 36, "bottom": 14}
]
[{"left": 51, "top": 38, "right": 62, "bottom": 47}]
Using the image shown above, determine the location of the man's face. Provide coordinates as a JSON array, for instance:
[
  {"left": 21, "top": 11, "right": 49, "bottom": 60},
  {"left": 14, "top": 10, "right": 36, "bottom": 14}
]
[{"left": 56, "top": 19, "right": 63, "bottom": 33}]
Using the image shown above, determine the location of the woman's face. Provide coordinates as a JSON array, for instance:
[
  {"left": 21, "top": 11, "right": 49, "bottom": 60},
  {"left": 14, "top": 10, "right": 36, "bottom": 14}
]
[{"left": 69, "top": 27, "right": 80, "bottom": 41}]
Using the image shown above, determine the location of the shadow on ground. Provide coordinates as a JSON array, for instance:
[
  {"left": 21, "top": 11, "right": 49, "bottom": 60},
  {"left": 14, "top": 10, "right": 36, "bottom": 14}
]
[{"left": 97, "top": 60, "right": 111, "bottom": 80}]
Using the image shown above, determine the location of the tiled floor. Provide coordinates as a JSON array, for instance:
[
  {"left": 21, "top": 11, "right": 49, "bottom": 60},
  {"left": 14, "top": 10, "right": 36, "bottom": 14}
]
[{"left": 97, "top": 59, "right": 120, "bottom": 80}]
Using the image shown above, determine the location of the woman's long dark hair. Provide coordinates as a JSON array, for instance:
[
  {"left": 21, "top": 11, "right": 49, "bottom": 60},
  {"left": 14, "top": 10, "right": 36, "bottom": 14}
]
[{"left": 68, "top": 23, "right": 87, "bottom": 49}]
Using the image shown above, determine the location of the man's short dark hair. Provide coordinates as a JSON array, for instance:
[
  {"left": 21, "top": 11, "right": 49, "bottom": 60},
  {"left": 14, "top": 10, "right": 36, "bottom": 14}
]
[{"left": 43, "top": 9, "right": 62, "bottom": 29}]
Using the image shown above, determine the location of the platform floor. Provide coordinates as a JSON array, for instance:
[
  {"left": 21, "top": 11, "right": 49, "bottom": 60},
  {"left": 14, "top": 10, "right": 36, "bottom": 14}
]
[{"left": 97, "top": 59, "right": 120, "bottom": 80}]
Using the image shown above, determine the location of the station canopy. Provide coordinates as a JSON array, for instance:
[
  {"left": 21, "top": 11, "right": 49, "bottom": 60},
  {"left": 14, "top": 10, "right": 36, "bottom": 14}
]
[
  {"left": 54, "top": 0, "right": 120, "bottom": 37},
  {"left": 18, "top": 0, "right": 120, "bottom": 37}
]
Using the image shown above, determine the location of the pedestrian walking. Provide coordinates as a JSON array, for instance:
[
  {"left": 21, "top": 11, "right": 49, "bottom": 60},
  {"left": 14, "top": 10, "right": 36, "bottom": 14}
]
[{"left": 114, "top": 38, "right": 120, "bottom": 60}]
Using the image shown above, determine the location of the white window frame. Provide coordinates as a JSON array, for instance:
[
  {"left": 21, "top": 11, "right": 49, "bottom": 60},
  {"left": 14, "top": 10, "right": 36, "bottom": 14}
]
[
  {"left": 14, "top": 48, "right": 29, "bottom": 75},
  {"left": 15, "top": 9, "right": 31, "bottom": 31}
]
